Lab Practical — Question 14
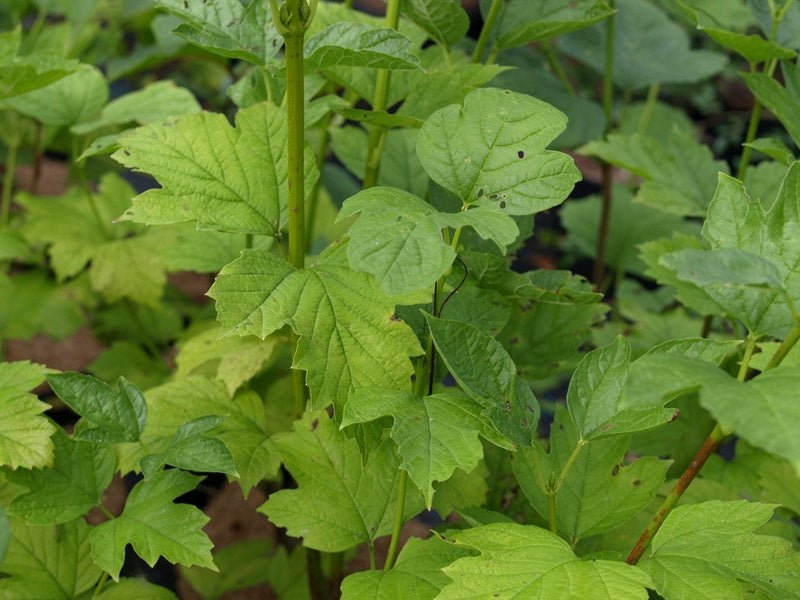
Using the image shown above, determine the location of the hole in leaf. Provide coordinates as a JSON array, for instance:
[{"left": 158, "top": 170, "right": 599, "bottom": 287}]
[{"left": 517, "top": 150, "right": 524, "bottom": 159}]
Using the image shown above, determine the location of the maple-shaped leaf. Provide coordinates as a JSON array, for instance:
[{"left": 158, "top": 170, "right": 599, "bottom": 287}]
[
  {"left": 260, "top": 412, "right": 423, "bottom": 552},
  {"left": 90, "top": 469, "right": 216, "bottom": 580},
  {"left": 339, "top": 186, "right": 517, "bottom": 295},
  {"left": 651, "top": 165, "right": 800, "bottom": 337},
  {"left": 47, "top": 372, "right": 147, "bottom": 444},
  {"left": 436, "top": 522, "right": 653, "bottom": 598},
  {"left": 514, "top": 406, "right": 669, "bottom": 544},
  {"left": 209, "top": 249, "right": 422, "bottom": 412},
  {"left": 113, "top": 101, "right": 318, "bottom": 236},
  {"left": 304, "top": 22, "right": 422, "bottom": 71},
  {"left": 0, "top": 517, "right": 102, "bottom": 598},
  {"left": 416, "top": 88, "right": 580, "bottom": 215},
  {"left": 0, "top": 361, "right": 56, "bottom": 470},
  {"left": 6, "top": 428, "right": 115, "bottom": 524},
  {"left": 399, "top": 0, "right": 469, "bottom": 49},
  {"left": 638, "top": 501, "right": 800, "bottom": 599},
  {"left": 340, "top": 535, "right": 476, "bottom": 600},
  {"left": 342, "top": 388, "right": 510, "bottom": 508}
]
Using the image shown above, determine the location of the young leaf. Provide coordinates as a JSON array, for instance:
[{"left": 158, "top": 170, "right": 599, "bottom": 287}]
[
  {"left": 481, "top": 0, "right": 616, "bottom": 50},
  {"left": 514, "top": 407, "right": 669, "bottom": 543},
  {"left": 260, "top": 412, "right": 423, "bottom": 552},
  {"left": 691, "top": 8, "right": 796, "bottom": 62},
  {"left": 6, "top": 429, "right": 114, "bottom": 524},
  {"left": 47, "top": 373, "right": 147, "bottom": 444},
  {"left": 436, "top": 523, "right": 653, "bottom": 598},
  {"left": 90, "top": 469, "right": 216, "bottom": 580},
  {"left": 154, "top": 0, "right": 281, "bottom": 66},
  {"left": 0, "top": 517, "right": 102, "bottom": 598},
  {"left": 560, "top": 0, "right": 727, "bottom": 90},
  {"left": 304, "top": 23, "right": 422, "bottom": 72},
  {"left": 342, "top": 389, "right": 504, "bottom": 508},
  {"left": 209, "top": 249, "right": 423, "bottom": 412},
  {"left": 417, "top": 88, "right": 580, "bottom": 215},
  {"left": 743, "top": 62, "right": 800, "bottom": 150},
  {"left": 638, "top": 501, "right": 800, "bottom": 599},
  {"left": 0, "top": 361, "right": 56, "bottom": 470},
  {"left": 114, "top": 102, "right": 318, "bottom": 236},
  {"left": 424, "top": 313, "right": 538, "bottom": 447},
  {"left": 399, "top": 0, "right": 469, "bottom": 49},
  {"left": 340, "top": 536, "right": 476, "bottom": 600}
]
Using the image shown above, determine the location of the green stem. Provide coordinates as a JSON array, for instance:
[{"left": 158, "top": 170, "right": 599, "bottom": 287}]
[
  {"left": 637, "top": 83, "right": 660, "bottom": 134},
  {"left": 472, "top": 0, "right": 503, "bottom": 64},
  {"left": 737, "top": 335, "right": 758, "bottom": 381},
  {"left": 362, "top": 0, "right": 401, "bottom": 189},
  {"left": 602, "top": 2, "right": 616, "bottom": 136},
  {"left": 738, "top": 44, "right": 780, "bottom": 180},
  {"left": 383, "top": 468, "right": 407, "bottom": 571},
  {"left": 98, "top": 503, "right": 115, "bottom": 520},
  {"left": 92, "top": 572, "right": 110, "bottom": 599},
  {"left": 1, "top": 141, "right": 18, "bottom": 228},
  {"left": 548, "top": 493, "right": 558, "bottom": 534},
  {"left": 306, "top": 116, "right": 332, "bottom": 251},
  {"left": 368, "top": 543, "right": 376, "bottom": 570},
  {"left": 542, "top": 42, "right": 576, "bottom": 96},
  {"left": 765, "top": 322, "right": 800, "bottom": 370},
  {"left": 545, "top": 439, "right": 586, "bottom": 535}
]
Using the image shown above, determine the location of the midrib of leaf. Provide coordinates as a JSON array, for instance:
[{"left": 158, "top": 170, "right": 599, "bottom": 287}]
[{"left": 125, "top": 512, "right": 204, "bottom": 561}]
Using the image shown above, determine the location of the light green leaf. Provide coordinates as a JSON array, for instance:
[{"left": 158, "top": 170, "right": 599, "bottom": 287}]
[
  {"left": 176, "top": 323, "right": 278, "bottom": 395},
  {"left": 436, "top": 522, "right": 653, "bottom": 599},
  {"left": 745, "top": 137, "right": 796, "bottom": 166},
  {"left": 432, "top": 463, "right": 490, "bottom": 517},
  {"left": 342, "top": 389, "right": 494, "bottom": 508},
  {"left": 71, "top": 80, "right": 201, "bottom": 135},
  {"left": 3, "top": 64, "right": 107, "bottom": 126},
  {"left": 47, "top": 373, "right": 147, "bottom": 444},
  {"left": 304, "top": 23, "right": 422, "bottom": 71},
  {"left": 579, "top": 128, "right": 729, "bottom": 216},
  {"left": 743, "top": 63, "right": 800, "bottom": 150},
  {"left": 514, "top": 406, "right": 669, "bottom": 543},
  {"left": 340, "top": 536, "right": 476, "bottom": 600},
  {"left": 140, "top": 416, "right": 237, "bottom": 478},
  {"left": 0, "top": 271, "right": 85, "bottom": 340},
  {"left": 155, "top": 0, "right": 281, "bottom": 65},
  {"left": 424, "top": 313, "right": 538, "bottom": 447},
  {"left": 0, "top": 361, "right": 56, "bottom": 470},
  {"left": 6, "top": 429, "right": 114, "bottom": 524},
  {"left": 638, "top": 501, "right": 800, "bottom": 599},
  {"left": 693, "top": 9, "right": 796, "bottom": 62},
  {"left": 114, "top": 101, "right": 317, "bottom": 236},
  {"left": 90, "top": 469, "right": 216, "bottom": 581},
  {"left": 260, "top": 412, "right": 423, "bottom": 552},
  {"left": 560, "top": 0, "right": 727, "bottom": 90},
  {"left": 96, "top": 578, "right": 178, "bottom": 600},
  {"left": 482, "top": 0, "right": 615, "bottom": 50},
  {"left": 126, "top": 377, "right": 278, "bottom": 495},
  {"left": 209, "top": 249, "right": 422, "bottom": 412},
  {"left": 0, "top": 46, "right": 77, "bottom": 99},
  {"left": 400, "top": 0, "right": 469, "bottom": 48},
  {"left": 0, "top": 517, "right": 101, "bottom": 598},
  {"left": 417, "top": 88, "right": 580, "bottom": 214}
]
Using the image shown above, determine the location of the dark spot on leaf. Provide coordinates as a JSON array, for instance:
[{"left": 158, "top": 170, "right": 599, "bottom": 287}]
[
  {"left": 311, "top": 418, "right": 319, "bottom": 430},
  {"left": 499, "top": 201, "right": 506, "bottom": 209},
  {"left": 611, "top": 465, "right": 620, "bottom": 476},
  {"left": 489, "top": 193, "right": 498, "bottom": 199},
  {"left": 510, "top": 336, "right": 520, "bottom": 346},
  {"left": 390, "top": 314, "right": 400, "bottom": 322},
  {"left": 122, "top": 150, "right": 130, "bottom": 156},
  {"left": 632, "top": 479, "right": 641, "bottom": 487},
  {"left": 558, "top": 424, "right": 564, "bottom": 430},
  {"left": 396, "top": 216, "right": 403, "bottom": 221},
  {"left": 521, "top": 418, "right": 528, "bottom": 427},
  {"left": 517, "top": 150, "right": 524, "bottom": 159},
  {"left": 519, "top": 301, "right": 532, "bottom": 312},
  {"left": 182, "top": 0, "right": 188, "bottom": 7},
  {"left": 670, "top": 409, "right": 681, "bottom": 422}
]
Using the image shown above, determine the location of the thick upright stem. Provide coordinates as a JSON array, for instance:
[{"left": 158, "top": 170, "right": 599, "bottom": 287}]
[
  {"left": 383, "top": 469, "right": 408, "bottom": 570},
  {"left": 472, "top": 0, "right": 503, "bottom": 64},
  {"left": 1, "top": 141, "right": 19, "bottom": 228},
  {"left": 765, "top": 322, "right": 800, "bottom": 371},
  {"left": 362, "top": 0, "right": 401, "bottom": 189}
]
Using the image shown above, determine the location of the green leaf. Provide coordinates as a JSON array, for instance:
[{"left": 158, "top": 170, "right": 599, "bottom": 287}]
[
  {"left": 114, "top": 101, "right": 318, "bottom": 236},
  {"left": 0, "top": 361, "right": 56, "bottom": 470},
  {"left": 514, "top": 406, "right": 669, "bottom": 543},
  {"left": 155, "top": 0, "right": 281, "bottom": 65},
  {"left": 417, "top": 88, "right": 580, "bottom": 214},
  {"left": 745, "top": 137, "right": 796, "bottom": 166},
  {"left": 47, "top": 373, "right": 147, "bottom": 444},
  {"left": 638, "top": 501, "right": 800, "bottom": 599},
  {"left": 88, "top": 341, "right": 171, "bottom": 391},
  {"left": 400, "top": 0, "right": 469, "bottom": 48},
  {"left": 436, "top": 523, "right": 653, "bottom": 599},
  {"left": 260, "top": 412, "right": 422, "bottom": 552},
  {"left": 3, "top": 64, "right": 107, "bottom": 126},
  {"left": 0, "top": 43, "right": 77, "bottom": 100},
  {"left": 96, "top": 578, "right": 178, "bottom": 600},
  {"left": 126, "top": 377, "right": 278, "bottom": 494},
  {"left": 209, "top": 249, "right": 422, "bottom": 412},
  {"left": 181, "top": 539, "right": 268, "bottom": 600},
  {"left": 71, "top": 80, "right": 201, "bottom": 135},
  {"left": 90, "top": 469, "right": 216, "bottom": 581},
  {"left": 743, "top": 63, "right": 800, "bottom": 150},
  {"left": 304, "top": 23, "right": 422, "bottom": 71},
  {"left": 340, "top": 535, "right": 476, "bottom": 600},
  {"left": 482, "top": 0, "right": 616, "bottom": 50},
  {"left": 0, "top": 271, "right": 85, "bottom": 340},
  {"left": 339, "top": 186, "right": 517, "bottom": 295},
  {"left": 342, "top": 389, "right": 498, "bottom": 508},
  {"left": 0, "top": 517, "right": 102, "bottom": 598},
  {"left": 692, "top": 9, "right": 796, "bottom": 62},
  {"left": 560, "top": 0, "right": 727, "bottom": 90},
  {"left": 140, "top": 416, "right": 238, "bottom": 478},
  {"left": 579, "top": 128, "right": 729, "bottom": 216},
  {"left": 424, "top": 313, "right": 539, "bottom": 447},
  {"left": 6, "top": 429, "right": 114, "bottom": 524}
]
